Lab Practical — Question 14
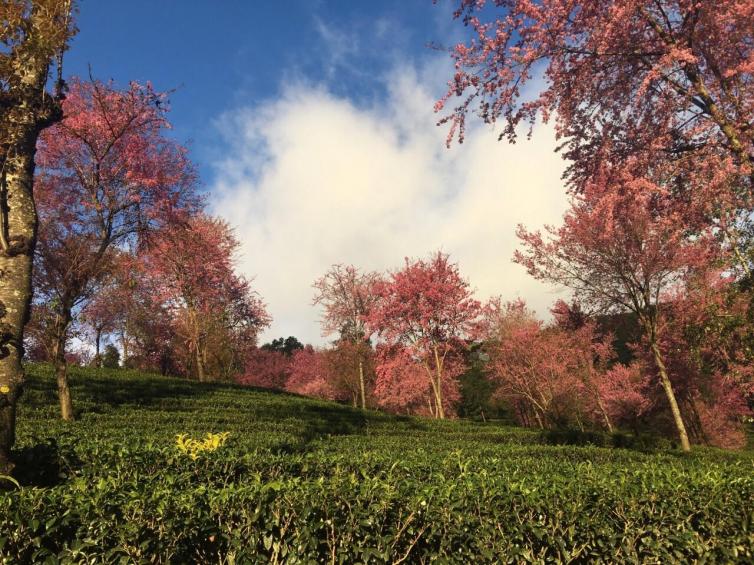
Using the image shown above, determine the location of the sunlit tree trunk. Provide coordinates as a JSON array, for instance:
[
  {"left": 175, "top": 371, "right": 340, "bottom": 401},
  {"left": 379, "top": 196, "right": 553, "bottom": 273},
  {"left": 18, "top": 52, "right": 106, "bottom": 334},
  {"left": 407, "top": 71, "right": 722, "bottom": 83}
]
[
  {"left": 643, "top": 317, "right": 691, "bottom": 452},
  {"left": 597, "top": 396, "right": 614, "bottom": 434},
  {"left": 0, "top": 17, "right": 70, "bottom": 468},
  {"left": 188, "top": 307, "right": 207, "bottom": 382},
  {"left": 358, "top": 359, "right": 366, "bottom": 409},
  {"left": 0, "top": 139, "right": 38, "bottom": 470},
  {"left": 432, "top": 345, "right": 445, "bottom": 419},
  {"left": 534, "top": 411, "right": 544, "bottom": 429},
  {"left": 195, "top": 347, "right": 206, "bottom": 382}
]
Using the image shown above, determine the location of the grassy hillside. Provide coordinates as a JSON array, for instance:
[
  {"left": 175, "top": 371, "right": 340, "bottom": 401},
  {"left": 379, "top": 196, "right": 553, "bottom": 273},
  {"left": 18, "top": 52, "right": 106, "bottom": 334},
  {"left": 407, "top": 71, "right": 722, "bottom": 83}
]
[{"left": 1, "top": 364, "right": 753, "bottom": 563}]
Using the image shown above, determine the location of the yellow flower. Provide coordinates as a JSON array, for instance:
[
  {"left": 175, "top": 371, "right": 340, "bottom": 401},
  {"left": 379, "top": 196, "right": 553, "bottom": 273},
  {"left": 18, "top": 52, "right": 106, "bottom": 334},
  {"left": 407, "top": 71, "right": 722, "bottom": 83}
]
[
  {"left": 0, "top": 385, "right": 10, "bottom": 394},
  {"left": 175, "top": 432, "right": 230, "bottom": 459}
]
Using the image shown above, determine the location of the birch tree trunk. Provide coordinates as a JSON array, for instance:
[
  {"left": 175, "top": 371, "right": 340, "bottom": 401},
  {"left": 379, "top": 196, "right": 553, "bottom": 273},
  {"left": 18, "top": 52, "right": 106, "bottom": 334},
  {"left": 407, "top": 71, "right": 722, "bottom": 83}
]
[{"left": 0, "top": 0, "right": 72, "bottom": 468}]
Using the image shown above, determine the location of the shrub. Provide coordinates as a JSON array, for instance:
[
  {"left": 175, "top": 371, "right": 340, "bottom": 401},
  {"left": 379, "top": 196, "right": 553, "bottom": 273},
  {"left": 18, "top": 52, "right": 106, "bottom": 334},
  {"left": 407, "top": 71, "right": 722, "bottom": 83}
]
[{"left": 1, "top": 364, "right": 751, "bottom": 563}]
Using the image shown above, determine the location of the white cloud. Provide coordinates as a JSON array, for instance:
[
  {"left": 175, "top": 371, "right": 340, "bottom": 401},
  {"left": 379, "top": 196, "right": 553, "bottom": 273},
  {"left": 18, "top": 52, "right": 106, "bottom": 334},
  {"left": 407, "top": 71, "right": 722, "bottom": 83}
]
[
  {"left": 312, "top": 17, "right": 361, "bottom": 79},
  {"left": 211, "top": 62, "right": 569, "bottom": 346}
]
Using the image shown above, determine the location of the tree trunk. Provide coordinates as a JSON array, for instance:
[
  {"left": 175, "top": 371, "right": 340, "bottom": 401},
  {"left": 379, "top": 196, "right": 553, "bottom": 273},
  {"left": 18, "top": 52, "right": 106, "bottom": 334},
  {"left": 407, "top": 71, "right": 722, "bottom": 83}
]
[
  {"left": 650, "top": 340, "right": 691, "bottom": 452},
  {"left": 432, "top": 346, "right": 445, "bottom": 419},
  {"left": 195, "top": 345, "right": 206, "bottom": 382},
  {"left": 202, "top": 346, "right": 210, "bottom": 380},
  {"left": 433, "top": 377, "right": 445, "bottom": 419},
  {"left": 188, "top": 307, "right": 207, "bottom": 382},
  {"left": 0, "top": 179, "right": 33, "bottom": 469},
  {"left": 52, "top": 336, "right": 74, "bottom": 421},
  {"left": 121, "top": 330, "right": 129, "bottom": 368},
  {"left": 534, "top": 411, "right": 544, "bottom": 429},
  {"left": 0, "top": 0, "right": 72, "bottom": 475},
  {"left": 358, "top": 359, "right": 366, "bottom": 410},
  {"left": 94, "top": 326, "right": 102, "bottom": 367},
  {"left": 0, "top": 93, "right": 53, "bottom": 471},
  {"left": 596, "top": 396, "right": 614, "bottom": 433},
  {"left": 50, "top": 309, "right": 74, "bottom": 421}
]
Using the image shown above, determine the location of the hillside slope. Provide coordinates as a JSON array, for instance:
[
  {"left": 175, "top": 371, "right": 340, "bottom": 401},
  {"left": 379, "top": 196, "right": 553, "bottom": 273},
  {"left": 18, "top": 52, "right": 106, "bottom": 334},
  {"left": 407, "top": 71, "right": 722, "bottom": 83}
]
[{"left": 1, "top": 364, "right": 753, "bottom": 563}]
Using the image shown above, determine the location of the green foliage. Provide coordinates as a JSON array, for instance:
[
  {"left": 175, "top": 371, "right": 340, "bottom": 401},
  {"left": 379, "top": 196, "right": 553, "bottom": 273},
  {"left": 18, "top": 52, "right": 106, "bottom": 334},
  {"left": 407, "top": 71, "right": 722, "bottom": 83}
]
[
  {"left": 1, "top": 363, "right": 752, "bottom": 563},
  {"left": 543, "top": 428, "right": 673, "bottom": 451},
  {"left": 457, "top": 347, "right": 512, "bottom": 422},
  {"left": 261, "top": 336, "right": 304, "bottom": 357},
  {"left": 100, "top": 344, "right": 120, "bottom": 369}
]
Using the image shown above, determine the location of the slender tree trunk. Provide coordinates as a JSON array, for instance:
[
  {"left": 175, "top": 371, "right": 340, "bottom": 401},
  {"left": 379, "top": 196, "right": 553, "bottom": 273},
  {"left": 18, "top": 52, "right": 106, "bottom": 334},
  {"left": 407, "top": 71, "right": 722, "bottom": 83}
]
[
  {"left": 517, "top": 405, "right": 529, "bottom": 427},
  {"left": 433, "top": 377, "right": 445, "bottom": 419},
  {"left": 201, "top": 345, "right": 209, "bottom": 380},
  {"left": 596, "top": 396, "right": 613, "bottom": 433},
  {"left": 188, "top": 307, "right": 206, "bottom": 382},
  {"left": 534, "top": 411, "right": 544, "bottom": 429},
  {"left": 426, "top": 395, "right": 433, "bottom": 418},
  {"left": 649, "top": 340, "right": 691, "bottom": 452},
  {"left": 358, "top": 359, "right": 366, "bottom": 410},
  {"left": 51, "top": 328, "right": 73, "bottom": 421},
  {"left": 94, "top": 326, "right": 102, "bottom": 366},
  {"left": 583, "top": 356, "right": 614, "bottom": 433},
  {"left": 432, "top": 346, "right": 445, "bottom": 419},
  {"left": 195, "top": 345, "right": 206, "bottom": 382}
]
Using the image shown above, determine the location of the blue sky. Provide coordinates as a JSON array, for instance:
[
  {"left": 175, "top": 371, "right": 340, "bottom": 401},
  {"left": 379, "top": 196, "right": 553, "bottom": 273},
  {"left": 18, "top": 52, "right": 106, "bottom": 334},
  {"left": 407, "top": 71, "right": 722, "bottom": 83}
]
[
  {"left": 64, "top": 1, "right": 461, "bottom": 185},
  {"left": 64, "top": 1, "right": 569, "bottom": 345}
]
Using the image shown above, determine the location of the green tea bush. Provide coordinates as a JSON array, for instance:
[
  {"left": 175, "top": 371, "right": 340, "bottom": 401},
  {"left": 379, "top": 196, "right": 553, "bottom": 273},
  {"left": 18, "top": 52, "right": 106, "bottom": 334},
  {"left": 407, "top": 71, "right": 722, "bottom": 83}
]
[{"left": 1, "top": 364, "right": 752, "bottom": 563}]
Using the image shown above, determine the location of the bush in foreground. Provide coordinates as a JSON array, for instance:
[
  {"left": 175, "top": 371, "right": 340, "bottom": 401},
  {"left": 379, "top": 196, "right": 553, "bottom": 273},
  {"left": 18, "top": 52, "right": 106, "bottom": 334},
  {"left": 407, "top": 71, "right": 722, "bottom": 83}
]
[{"left": 1, "top": 364, "right": 752, "bottom": 563}]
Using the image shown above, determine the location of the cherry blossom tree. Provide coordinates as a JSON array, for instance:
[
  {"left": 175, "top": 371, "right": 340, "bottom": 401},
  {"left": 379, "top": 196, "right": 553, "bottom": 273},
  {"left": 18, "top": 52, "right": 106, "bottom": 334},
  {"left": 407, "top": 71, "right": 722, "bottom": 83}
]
[
  {"left": 0, "top": 0, "right": 76, "bottom": 470},
  {"left": 373, "top": 343, "right": 462, "bottom": 417},
  {"left": 483, "top": 300, "right": 585, "bottom": 428},
  {"left": 285, "top": 345, "right": 340, "bottom": 401},
  {"left": 598, "top": 362, "right": 650, "bottom": 432},
  {"left": 549, "top": 300, "right": 615, "bottom": 431},
  {"left": 650, "top": 272, "right": 753, "bottom": 448},
  {"left": 141, "top": 214, "right": 270, "bottom": 382},
  {"left": 437, "top": 1, "right": 753, "bottom": 180},
  {"left": 438, "top": 1, "right": 754, "bottom": 272},
  {"left": 239, "top": 348, "right": 291, "bottom": 390},
  {"left": 483, "top": 298, "right": 627, "bottom": 430},
  {"left": 366, "top": 252, "right": 481, "bottom": 419},
  {"left": 33, "top": 78, "right": 198, "bottom": 419},
  {"left": 515, "top": 169, "right": 718, "bottom": 450},
  {"left": 313, "top": 265, "right": 379, "bottom": 408},
  {"left": 325, "top": 339, "right": 376, "bottom": 408}
]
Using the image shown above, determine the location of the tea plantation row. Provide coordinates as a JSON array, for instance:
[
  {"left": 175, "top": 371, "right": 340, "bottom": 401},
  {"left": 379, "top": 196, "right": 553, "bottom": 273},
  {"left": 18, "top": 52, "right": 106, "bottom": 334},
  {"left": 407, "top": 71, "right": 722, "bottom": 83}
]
[{"left": 1, "top": 364, "right": 752, "bottom": 563}]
